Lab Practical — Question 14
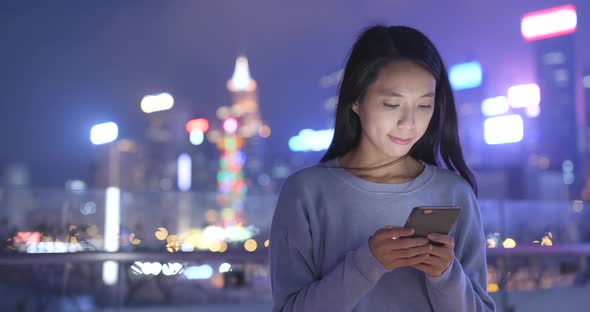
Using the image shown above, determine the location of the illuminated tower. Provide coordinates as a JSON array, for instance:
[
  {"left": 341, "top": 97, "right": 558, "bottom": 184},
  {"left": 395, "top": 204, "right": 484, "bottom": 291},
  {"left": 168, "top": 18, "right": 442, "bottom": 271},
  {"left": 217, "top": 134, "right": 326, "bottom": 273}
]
[{"left": 216, "top": 56, "right": 269, "bottom": 231}]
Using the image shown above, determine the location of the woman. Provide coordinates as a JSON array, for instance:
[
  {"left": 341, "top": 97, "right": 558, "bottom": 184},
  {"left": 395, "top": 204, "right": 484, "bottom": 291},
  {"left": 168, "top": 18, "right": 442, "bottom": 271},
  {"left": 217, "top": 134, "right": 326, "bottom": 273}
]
[{"left": 269, "top": 25, "right": 496, "bottom": 312}]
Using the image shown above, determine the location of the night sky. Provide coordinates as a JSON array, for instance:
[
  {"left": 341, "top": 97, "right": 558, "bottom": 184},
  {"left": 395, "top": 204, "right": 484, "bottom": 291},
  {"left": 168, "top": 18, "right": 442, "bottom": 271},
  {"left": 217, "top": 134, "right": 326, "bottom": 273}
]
[{"left": 1, "top": 0, "right": 588, "bottom": 187}]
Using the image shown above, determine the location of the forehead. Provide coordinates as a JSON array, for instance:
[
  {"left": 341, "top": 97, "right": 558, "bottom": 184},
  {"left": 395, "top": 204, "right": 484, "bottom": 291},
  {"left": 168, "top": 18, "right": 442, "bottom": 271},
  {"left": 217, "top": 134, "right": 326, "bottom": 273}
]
[{"left": 371, "top": 61, "right": 436, "bottom": 95}]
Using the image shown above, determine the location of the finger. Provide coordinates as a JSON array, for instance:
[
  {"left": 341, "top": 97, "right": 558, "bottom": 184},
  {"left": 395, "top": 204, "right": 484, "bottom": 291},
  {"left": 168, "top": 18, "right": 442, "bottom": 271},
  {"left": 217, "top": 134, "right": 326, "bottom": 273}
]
[
  {"left": 427, "top": 245, "right": 455, "bottom": 259},
  {"left": 391, "top": 244, "right": 432, "bottom": 259},
  {"left": 418, "top": 253, "right": 447, "bottom": 267},
  {"left": 427, "top": 233, "right": 454, "bottom": 249},
  {"left": 391, "top": 253, "right": 429, "bottom": 267},
  {"left": 374, "top": 227, "right": 415, "bottom": 241},
  {"left": 386, "top": 237, "right": 430, "bottom": 249}
]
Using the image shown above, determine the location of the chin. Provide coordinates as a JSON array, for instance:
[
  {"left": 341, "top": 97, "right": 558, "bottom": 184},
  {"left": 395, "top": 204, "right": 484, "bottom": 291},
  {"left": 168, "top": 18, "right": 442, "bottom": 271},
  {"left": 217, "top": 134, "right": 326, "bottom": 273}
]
[{"left": 381, "top": 147, "right": 411, "bottom": 159}]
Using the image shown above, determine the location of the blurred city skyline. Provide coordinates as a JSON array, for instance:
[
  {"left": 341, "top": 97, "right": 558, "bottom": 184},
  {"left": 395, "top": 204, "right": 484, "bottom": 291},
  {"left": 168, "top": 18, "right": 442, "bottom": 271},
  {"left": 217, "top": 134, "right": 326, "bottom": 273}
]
[
  {"left": 1, "top": 0, "right": 590, "bottom": 187},
  {"left": 1, "top": 2, "right": 590, "bottom": 310}
]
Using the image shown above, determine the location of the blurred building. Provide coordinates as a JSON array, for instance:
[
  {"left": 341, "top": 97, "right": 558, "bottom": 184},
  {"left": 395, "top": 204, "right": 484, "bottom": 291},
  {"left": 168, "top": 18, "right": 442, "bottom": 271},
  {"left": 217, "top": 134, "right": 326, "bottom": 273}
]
[
  {"left": 474, "top": 5, "right": 581, "bottom": 201},
  {"left": 582, "top": 71, "right": 590, "bottom": 200},
  {"left": 89, "top": 94, "right": 225, "bottom": 193},
  {"left": 90, "top": 139, "right": 146, "bottom": 191},
  {"left": 523, "top": 5, "right": 580, "bottom": 200},
  {"left": 534, "top": 35, "right": 578, "bottom": 194},
  {"left": 1, "top": 163, "right": 30, "bottom": 188},
  {"left": 144, "top": 108, "right": 192, "bottom": 192},
  {"left": 0, "top": 163, "right": 32, "bottom": 229},
  {"left": 452, "top": 61, "right": 487, "bottom": 169}
]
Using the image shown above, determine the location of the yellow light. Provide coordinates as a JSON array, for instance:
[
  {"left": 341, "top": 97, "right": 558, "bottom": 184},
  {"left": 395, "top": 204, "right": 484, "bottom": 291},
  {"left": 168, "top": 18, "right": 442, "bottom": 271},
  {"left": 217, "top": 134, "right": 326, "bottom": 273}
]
[
  {"left": 231, "top": 104, "right": 245, "bottom": 117},
  {"left": 541, "top": 236, "right": 553, "bottom": 246},
  {"left": 216, "top": 106, "right": 231, "bottom": 120},
  {"left": 195, "top": 236, "right": 210, "bottom": 250},
  {"left": 244, "top": 239, "right": 257, "bottom": 252},
  {"left": 166, "top": 235, "right": 178, "bottom": 244},
  {"left": 166, "top": 234, "right": 180, "bottom": 252},
  {"left": 502, "top": 238, "right": 516, "bottom": 249},
  {"left": 155, "top": 227, "right": 168, "bottom": 241},
  {"left": 221, "top": 208, "right": 236, "bottom": 220},
  {"left": 129, "top": 233, "right": 142, "bottom": 245},
  {"left": 87, "top": 225, "right": 99, "bottom": 236},
  {"left": 486, "top": 239, "right": 497, "bottom": 248},
  {"left": 207, "top": 130, "right": 222, "bottom": 144},
  {"left": 487, "top": 283, "right": 500, "bottom": 293},
  {"left": 184, "top": 229, "right": 203, "bottom": 249},
  {"left": 259, "top": 125, "right": 271, "bottom": 138},
  {"left": 205, "top": 210, "right": 219, "bottom": 223},
  {"left": 209, "top": 240, "right": 222, "bottom": 252},
  {"left": 264, "top": 240, "right": 270, "bottom": 248},
  {"left": 219, "top": 241, "right": 228, "bottom": 253},
  {"left": 238, "top": 125, "right": 255, "bottom": 138}
]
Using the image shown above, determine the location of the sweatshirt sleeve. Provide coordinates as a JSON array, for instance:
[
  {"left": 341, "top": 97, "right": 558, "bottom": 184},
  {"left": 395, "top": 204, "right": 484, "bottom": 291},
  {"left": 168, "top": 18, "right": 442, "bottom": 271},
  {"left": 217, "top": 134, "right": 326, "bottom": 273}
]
[
  {"left": 269, "top": 175, "right": 388, "bottom": 312},
  {"left": 424, "top": 181, "right": 496, "bottom": 312}
]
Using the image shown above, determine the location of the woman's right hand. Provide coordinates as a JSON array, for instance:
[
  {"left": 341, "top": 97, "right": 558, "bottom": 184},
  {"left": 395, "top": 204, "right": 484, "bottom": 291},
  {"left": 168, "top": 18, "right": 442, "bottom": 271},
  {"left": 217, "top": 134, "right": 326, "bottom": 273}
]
[{"left": 368, "top": 226, "right": 432, "bottom": 270}]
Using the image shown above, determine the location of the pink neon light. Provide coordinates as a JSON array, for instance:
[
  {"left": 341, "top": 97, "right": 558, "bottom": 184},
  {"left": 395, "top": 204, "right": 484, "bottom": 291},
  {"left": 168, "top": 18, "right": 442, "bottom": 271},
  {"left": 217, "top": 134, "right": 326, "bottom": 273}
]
[{"left": 521, "top": 4, "right": 577, "bottom": 42}]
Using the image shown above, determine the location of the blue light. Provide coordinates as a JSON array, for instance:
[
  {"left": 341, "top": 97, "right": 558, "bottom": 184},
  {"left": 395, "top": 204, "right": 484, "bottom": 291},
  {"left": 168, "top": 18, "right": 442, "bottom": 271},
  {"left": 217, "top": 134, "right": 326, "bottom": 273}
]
[
  {"left": 190, "top": 129, "right": 204, "bottom": 145},
  {"left": 288, "top": 136, "right": 303, "bottom": 152},
  {"left": 183, "top": 265, "right": 214, "bottom": 280},
  {"left": 288, "top": 129, "right": 334, "bottom": 152},
  {"left": 234, "top": 151, "right": 247, "bottom": 166},
  {"left": 449, "top": 62, "right": 483, "bottom": 91}
]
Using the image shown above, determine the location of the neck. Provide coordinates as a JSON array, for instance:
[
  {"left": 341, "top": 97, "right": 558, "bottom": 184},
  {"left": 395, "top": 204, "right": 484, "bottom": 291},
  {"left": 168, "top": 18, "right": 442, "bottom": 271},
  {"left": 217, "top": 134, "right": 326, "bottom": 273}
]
[{"left": 337, "top": 139, "right": 424, "bottom": 183}]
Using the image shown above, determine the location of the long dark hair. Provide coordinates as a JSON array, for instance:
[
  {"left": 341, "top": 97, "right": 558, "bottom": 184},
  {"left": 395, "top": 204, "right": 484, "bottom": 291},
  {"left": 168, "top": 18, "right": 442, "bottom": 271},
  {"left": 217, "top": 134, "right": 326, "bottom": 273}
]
[{"left": 320, "top": 25, "right": 478, "bottom": 195}]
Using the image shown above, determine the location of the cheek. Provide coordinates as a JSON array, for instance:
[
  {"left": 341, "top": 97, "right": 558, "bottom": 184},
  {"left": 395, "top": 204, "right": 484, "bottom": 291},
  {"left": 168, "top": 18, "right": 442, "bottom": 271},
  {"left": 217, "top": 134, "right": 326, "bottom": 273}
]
[
  {"left": 358, "top": 107, "right": 384, "bottom": 128},
  {"left": 362, "top": 112, "right": 392, "bottom": 135}
]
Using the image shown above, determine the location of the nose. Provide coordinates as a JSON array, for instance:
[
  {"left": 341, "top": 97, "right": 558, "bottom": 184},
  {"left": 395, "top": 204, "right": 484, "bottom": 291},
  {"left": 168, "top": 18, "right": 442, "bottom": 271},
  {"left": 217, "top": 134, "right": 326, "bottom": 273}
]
[{"left": 397, "top": 107, "right": 416, "bottom": 130}]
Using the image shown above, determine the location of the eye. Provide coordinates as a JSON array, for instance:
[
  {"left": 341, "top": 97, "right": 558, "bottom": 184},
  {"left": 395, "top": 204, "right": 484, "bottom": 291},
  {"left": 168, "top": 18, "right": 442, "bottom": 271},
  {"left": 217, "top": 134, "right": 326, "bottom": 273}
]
[
  {"left": 384, "top": 103, "right": 400, "bottom": 109},
  {"left": 418, "top": 105, "right": 433, "bottom": 109}
]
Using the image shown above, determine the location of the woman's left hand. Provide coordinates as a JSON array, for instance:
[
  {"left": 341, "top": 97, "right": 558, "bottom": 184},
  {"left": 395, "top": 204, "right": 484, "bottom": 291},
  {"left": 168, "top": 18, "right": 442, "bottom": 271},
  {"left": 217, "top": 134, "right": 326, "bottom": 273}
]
[{"left": 411, "top": 233, "right": 455, "bottom": 278}]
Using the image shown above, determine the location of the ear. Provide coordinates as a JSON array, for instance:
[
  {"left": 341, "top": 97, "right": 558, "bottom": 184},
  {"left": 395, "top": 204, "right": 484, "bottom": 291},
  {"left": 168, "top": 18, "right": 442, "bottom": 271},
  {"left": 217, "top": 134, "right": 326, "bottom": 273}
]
[{"left": 351, "top": 101, "right": 359, "bottom": 115}]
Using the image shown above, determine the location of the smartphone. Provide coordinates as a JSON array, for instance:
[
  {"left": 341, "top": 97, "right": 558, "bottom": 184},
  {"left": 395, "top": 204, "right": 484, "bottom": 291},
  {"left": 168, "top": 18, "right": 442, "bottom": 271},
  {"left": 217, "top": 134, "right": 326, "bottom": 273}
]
[{"left": 403, "top": 207, "right": 461, "bottom": 246}]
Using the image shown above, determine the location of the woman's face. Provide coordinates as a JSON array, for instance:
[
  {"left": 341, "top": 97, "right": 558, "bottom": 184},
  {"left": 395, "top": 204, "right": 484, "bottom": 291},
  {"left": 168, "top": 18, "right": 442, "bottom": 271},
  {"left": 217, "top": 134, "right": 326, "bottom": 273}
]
[{"left": 352, "top": 60, "right": 436, "bottom": 159}]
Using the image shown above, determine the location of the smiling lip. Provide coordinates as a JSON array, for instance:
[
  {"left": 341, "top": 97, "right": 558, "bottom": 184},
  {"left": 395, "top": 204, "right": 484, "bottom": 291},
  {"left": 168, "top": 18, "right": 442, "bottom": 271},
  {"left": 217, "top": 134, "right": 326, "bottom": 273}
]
[{"left": 389, "top": 135, "right": 413, "bottom": 145}]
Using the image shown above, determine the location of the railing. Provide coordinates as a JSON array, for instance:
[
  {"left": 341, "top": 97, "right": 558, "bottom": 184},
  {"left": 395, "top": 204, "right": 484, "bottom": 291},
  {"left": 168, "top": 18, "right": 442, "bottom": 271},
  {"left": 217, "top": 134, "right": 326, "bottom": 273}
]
[{"left": 1, "top": 187, "right": 589, "bottom": 311}]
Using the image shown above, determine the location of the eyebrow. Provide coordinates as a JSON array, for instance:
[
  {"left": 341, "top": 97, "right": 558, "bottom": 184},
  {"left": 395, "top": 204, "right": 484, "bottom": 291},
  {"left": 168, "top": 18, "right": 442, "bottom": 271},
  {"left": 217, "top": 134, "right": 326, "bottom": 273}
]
[{"left": 382, "top": 91, "right": 435, "bottom": 98}]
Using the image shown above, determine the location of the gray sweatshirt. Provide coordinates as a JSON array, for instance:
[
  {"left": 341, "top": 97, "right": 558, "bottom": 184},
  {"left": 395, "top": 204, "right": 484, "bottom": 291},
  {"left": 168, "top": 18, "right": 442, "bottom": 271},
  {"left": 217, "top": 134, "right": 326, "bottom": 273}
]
[{"left": 269, "top": 158, "right": 496, "bottom": 311}]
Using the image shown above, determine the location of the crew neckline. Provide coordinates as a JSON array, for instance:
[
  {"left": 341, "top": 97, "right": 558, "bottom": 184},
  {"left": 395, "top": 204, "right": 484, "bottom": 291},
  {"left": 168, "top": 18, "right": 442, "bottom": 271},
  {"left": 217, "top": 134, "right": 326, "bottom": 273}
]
[{"left": 323, "top": 157, "right": 435, "bottom": 193}]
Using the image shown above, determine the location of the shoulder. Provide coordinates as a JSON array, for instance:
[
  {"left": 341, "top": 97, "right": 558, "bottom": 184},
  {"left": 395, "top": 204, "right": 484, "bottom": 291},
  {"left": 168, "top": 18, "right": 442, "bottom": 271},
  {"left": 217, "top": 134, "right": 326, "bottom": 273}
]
[
  {"left": 283, "top": 163, "right": 330, "bottom": 185},
  {"left": 428, "top": 165, "right": 476, "bottom": 198},
  {"left": 281, "top": 162, "right": 333, "bottom": 190}
]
